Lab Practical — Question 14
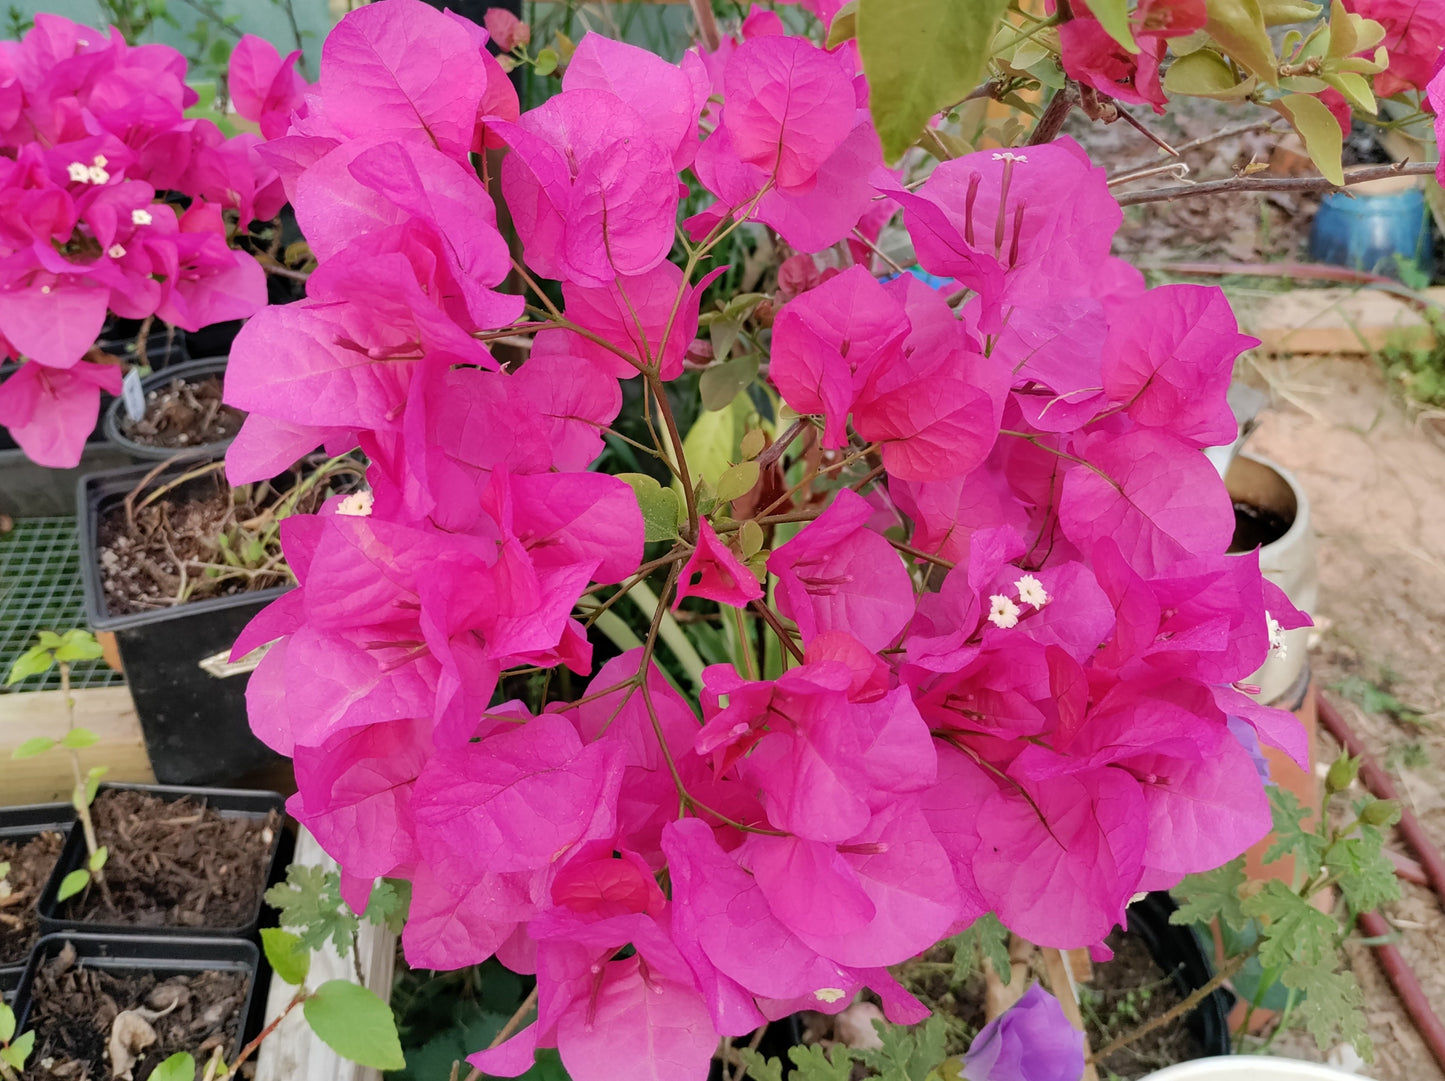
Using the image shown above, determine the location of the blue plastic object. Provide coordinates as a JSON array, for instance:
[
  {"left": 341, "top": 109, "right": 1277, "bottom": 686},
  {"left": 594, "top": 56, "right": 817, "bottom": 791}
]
[{"left": 1308, "top": 184, "right": 1435, "bottom": 281}]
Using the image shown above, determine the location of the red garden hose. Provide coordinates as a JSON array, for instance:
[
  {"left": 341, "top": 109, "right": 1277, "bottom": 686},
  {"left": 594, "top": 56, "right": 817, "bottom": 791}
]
[{"left": 1318, "top": 692, "right": 1445, "bottom": 1072}]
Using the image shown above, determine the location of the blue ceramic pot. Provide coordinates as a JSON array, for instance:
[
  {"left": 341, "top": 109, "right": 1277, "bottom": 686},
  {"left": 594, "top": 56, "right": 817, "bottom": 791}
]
[{"left": 1308, "top": 184, "right": 1435, "bottom": 281}]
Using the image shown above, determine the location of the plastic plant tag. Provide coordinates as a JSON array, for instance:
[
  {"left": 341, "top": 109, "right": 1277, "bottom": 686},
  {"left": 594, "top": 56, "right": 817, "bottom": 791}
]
[{"left": 122, "top": 369, "right": 146, "bottom": 422}]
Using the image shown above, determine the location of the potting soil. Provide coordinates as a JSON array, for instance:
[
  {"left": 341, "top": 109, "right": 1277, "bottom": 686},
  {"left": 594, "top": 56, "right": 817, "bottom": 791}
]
[
  {"left": 117, "top": 375, "right": 243, "bottom": 450},
  {"left": 61, "top": 790, "right": 279, "bottom": 931},
  {"left": 22, "top": 941, "right": 248, "bottom": 1080},
  {"left": 0, "top": 831, "right": 63, "bottom": 966}
]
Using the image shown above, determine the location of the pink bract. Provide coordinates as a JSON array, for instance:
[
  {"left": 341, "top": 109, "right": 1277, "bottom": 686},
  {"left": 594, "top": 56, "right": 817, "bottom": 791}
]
[{"left": 213, "top": 5, "right": 1316, "bottom": 1080}]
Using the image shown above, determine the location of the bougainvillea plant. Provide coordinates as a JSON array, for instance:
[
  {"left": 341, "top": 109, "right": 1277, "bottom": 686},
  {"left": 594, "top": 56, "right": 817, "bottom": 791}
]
[
  {"left": 124, "top": 0, "right": 1437, "bottom": 1076},
  {"left": 0, "top": 21, "right": 306, "bottom": 466}
]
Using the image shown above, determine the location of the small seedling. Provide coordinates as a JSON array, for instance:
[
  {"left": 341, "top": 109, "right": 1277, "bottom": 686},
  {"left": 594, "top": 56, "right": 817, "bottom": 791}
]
[
  {"left": 0, "top": 1001, "right": 33, "bottom": 1081},
  {"left": 8, "top": 630, "right": 114, "bottom": 908}
]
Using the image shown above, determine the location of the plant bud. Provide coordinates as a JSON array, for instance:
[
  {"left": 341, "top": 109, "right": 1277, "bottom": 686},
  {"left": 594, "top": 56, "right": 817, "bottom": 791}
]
[
  {"left": 1326, "top": 754, "right": 1360, "bottom": 794},
  {"left": 1359, "top": 799, "right": 1401, "bottom": 828}
]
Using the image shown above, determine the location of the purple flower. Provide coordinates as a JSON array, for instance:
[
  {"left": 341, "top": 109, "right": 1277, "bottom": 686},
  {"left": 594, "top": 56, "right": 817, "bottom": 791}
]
[{"left": 963, "top": 984, "right": 1084, "bottom": 1081}]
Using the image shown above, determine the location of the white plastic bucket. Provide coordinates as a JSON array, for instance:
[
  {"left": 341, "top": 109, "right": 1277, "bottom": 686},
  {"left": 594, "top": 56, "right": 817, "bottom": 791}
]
[{"left": 1143, "top": 1057, "right": 1361, "bottom": 1081}]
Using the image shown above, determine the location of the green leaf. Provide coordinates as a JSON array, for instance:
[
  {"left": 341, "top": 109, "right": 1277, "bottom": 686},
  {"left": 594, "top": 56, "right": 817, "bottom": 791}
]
[
  {"left": 700, "top": 354, "right": 760, "bottom": 411},
  {"left": 1258, "top": 0, "right": 1322, "bottom": 23},
  {"left": 856, "top": 1015, "right": 949, "bottom": 1081},
  {"left": 709, "top": 317, "right": 743, "bottom": 363},
  {"left": 148, "top": 1052, "right": 197, "bottom": 1081},
  {"left": 949, "top": 912, "right": 1012, "bottom": 984},
  {"left": 1327, "top": 819, "right": 1399, "bottom": 914},
  {"left": 716, "top": 461, "right": 761, "bottom": 504},
  {"left": 53, "top": 630, "right": 102, "bottom": 662},
  {"left": 56, "top": 868, "right": 90, "bottom": 902},
  {"left": 6, "top": 646, "right": 55, "bottom": 685},
  {"left": 786, "top": 1042, "right": 856, "bottom": 1081},
  {"left": 0, "top": 1002, "right": 14, "bottom": 1044},
  {"left": 858, "top": 0, "right": 1012, "bottom": 162},
  {"left": 826, "top": 1, "right": 858, "bottom": 48},
  {"left": 1263, "top": 787, "right": 1326, "bottom": 869},
  {"left": 363, "top": 878, "right": 410, "bottom": 935},
  {"left": 83, "top": 766, "right": 107, "bottom": 805},
  {"left": 1162, "top": 49, "right": 1247, "bottom": 97},
  {"left": 11, "top": 737, "right": 57, "bottom": 760},
  {"left": 1171, "top": 858, "right": 1250, "bottom": 932},
  {"left": 681, "top": 393, "right": 752, "bottom": 492},
  {"left": 1273, "top": 92, "right": 1343, "bottom": 185},
  {"left": 739, "top": 1049, "right": 785, "bottom": 1081},
  {"left": 1086, "top": 0, "right": 1139, "bottom": 52},
  {"left": 88, "top": 846, "right": 108, "bottom": 873},
  {"left": 1205, "top": 0, "right": 1279, "bottom": 84},
  {"left": 0, "top": 1030, "right": 33, "bottom": 1071},
  {"left": 265, "top": 865, "right": 361, "bottom": 956},
  {"left": 1282, "top": 959, "right": 1371, "bottom": 1056},
  {"left": 304, "top": 980, "right": 405, "bottom": 1070},
  {"left": 263, "top": 928, "right": 312, "bottom": 986},
  {"left": 60, "top": 727, "right": 101, "bottom": 750},
  {"left": 616, "top": 473, "right": 682, "bottom": 543},
  {"left": 1242, "top": 880, "right": 1338, "bottom": 969},
  {"left": 534, "top": 48, "right": 558, "bottom": 76}
]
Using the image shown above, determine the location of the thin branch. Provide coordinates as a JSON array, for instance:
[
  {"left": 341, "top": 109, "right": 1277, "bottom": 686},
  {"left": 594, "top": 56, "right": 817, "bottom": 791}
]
[
  {"left": 1113, "top": 106, "right": 1179, "bottom": 156},
  {"left": 1028, "top": 83, "right": 1077, "bottom": 145},
  {"left": 689, "top": 0, "right": 721, "bottom": 51},
  {"left": 462, "top": 989, "right": 539, "bottom": 1081},
  {"left": 1116, "top": 160, "right": 1439, "bottom": 206},
  {"left": 1113, "top": 119, "right": 1282, "bottom": 178},
  {"left": 1088, "top": 953, "right": 1248, "bottom": 1063},
  {"left": 174, "top": 0, "right": 243, "bottom": 38}
]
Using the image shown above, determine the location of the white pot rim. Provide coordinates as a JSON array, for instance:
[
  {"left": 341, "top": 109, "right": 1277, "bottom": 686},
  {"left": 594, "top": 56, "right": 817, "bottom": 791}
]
[{"left": 1143, "top": 1056, "right": 1362, "bottom": 1081}]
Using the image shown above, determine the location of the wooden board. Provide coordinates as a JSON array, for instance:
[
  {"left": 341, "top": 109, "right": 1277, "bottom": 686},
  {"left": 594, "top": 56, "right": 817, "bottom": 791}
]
[
  {"left": 0, "top": 686, "right": 154, "bottom": 805},
  {"left": 255, "top": 829, "right": 397, "bottom": 1081}
]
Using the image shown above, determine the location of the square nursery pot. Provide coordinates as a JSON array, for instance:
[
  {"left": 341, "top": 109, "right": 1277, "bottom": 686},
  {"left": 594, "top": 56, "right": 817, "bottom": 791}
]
[
  {"left": 102, "top": 356, "right": 240, "bottom": 464},
  {"left": 10, "top": 932, "right": 264, "bottom": 1072},
  {"left": 0, "top": 334, "right": 187, "bottom": 517},
  {"left": 79, "top": 461, "right": 289, "bottom": 785},
  {"left": 0, "top": 804, "right": 75, "bottom": 999},
  {"left": 37, "top": 783, "right": 290, "bottom": 941},
  {"left": 1127, "top": 892, "right": 1235, "bottom": 1058}
]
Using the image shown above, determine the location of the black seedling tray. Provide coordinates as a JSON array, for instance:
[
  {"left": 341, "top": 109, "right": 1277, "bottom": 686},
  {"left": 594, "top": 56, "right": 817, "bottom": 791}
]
[{"left": 37, "top": 784, "right": 289, "bottom": 941}]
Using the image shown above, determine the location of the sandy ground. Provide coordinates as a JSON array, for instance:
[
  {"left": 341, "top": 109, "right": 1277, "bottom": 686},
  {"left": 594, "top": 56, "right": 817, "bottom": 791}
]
[{"left": 1240, "top": 350, "right": 1445, "bottom": 1078}]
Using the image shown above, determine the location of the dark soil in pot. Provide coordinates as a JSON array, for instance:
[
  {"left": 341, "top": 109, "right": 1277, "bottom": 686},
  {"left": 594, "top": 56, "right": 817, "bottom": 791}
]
[
  {"left": 116, "top": 373, "right": 243, "bottom": 452},
  {"left": 56, "top": 789, "right": 281, "bottom": 932},
  {"left": 0, "top": 831, "right": 63, "bottom": 967},
  {"left": 20, "top": 941, "right": 249, "bottom": 1080},
  {"left": 1081, "top": 926, "right": 1208, "bottom": 1080},
  {"left": 94, "top": 460, "right": 333, "bottom": 617}
]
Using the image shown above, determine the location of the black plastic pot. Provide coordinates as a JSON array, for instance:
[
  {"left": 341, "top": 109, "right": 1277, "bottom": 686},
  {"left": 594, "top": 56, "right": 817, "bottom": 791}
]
[
  {"left": 103, "top": 356, "right": 237, "bottom": 463},
  {"left": 0, "top": 804, "right": 75, "bottom": 993},
  {"left": 78, "top": 461, "right": 289, "bottom": 785},
  {"left": 10, "top": 933, "right": 265, "bottom": 1064},
  {"left": 1126, "top": 892, "right": 1235, "bottom": 1057},
  {"left": 37, "top": 783, "right": 289, "bottom": 940},
  {"left": 0, "top": 332, "right": 187, "bottom": 515}
]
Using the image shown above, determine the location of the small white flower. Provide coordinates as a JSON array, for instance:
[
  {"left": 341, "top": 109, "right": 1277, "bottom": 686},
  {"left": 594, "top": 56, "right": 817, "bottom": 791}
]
[
  {"left": 336, "top": 490, "right": 375, "bottom": 517},
  {"left": 1266, "top": 612, "right": 1287, "bottom": 660},
  {"left": 1015, "top": 574, "right": 1050, "bottom": 608},
  {"left": 131, "top": 208, "right": 153, "bottom": 226},
  {"left": 992, "top": 151, "right": 1029, "bottom": 164},
  {"left": 92, "top": 154, "right": 107, "bottom": 168},
  {"left": 988, "top": 594, "right": 1021, "bottom": 630},
  {"left": 87, "top": 164, "right": 110, "bottom": 184},
  {"left": 40, "top": 285, "right": 51, "bottom": 294},
  {"left": 814, "top": 988, "right": 847, "bottom": 1004},
  {"left": 107, "top": 244, "right": 126, "bottom": 259},
  {"left": 67, "top": 162, "right": 90, "bottom": 183}
]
